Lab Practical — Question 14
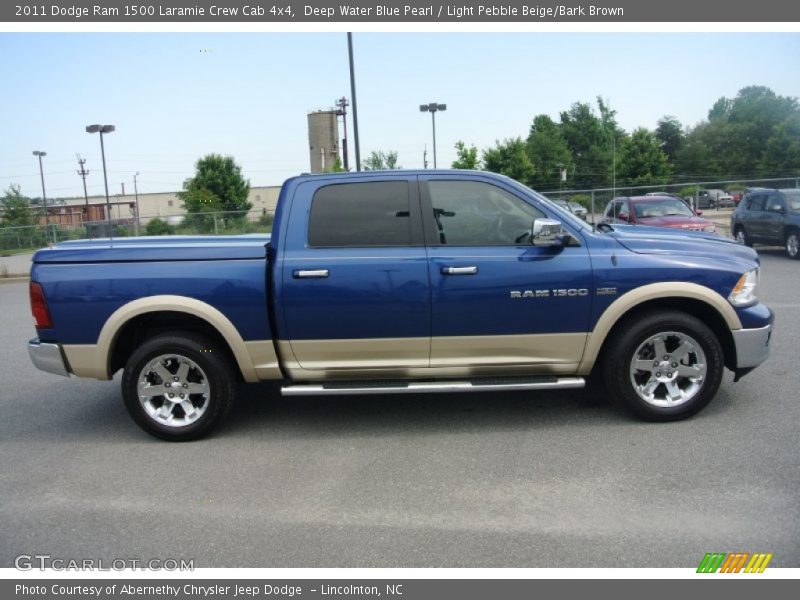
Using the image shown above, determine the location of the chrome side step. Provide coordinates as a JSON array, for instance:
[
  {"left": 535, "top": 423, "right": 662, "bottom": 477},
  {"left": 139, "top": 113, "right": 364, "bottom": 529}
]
[{"left": 281, "top": 377, "right": 585, "bottom": 397}]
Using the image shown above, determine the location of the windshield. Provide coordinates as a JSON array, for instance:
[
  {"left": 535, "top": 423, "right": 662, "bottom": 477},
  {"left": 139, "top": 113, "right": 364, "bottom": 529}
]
[
  {"left": 785, "top": 191, "right": 800, "bottom": 211},
  {"left": 633, "top": 198, "right": 694, "bottom": 218}
]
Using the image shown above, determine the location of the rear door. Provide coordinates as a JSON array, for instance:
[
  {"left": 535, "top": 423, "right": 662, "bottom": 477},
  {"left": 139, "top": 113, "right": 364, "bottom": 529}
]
[
  {"left": 763, "top": 193, "right": 787, "bottom": 242},
  {"left": 420, "top": 175, "right": 591, "bottom": 371},
  {"left": 746, "top": 194, "right": 768, "bottom": 241},
  {"left": 279, "top": 176, "right": 431, "bottom": 371}
]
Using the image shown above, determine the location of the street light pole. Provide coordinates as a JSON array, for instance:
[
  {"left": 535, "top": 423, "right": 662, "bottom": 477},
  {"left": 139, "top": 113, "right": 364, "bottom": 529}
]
[
  {"left": 32, "top": 150, "right": 48, "bottom": 225},
  {"left": 86, "top": 124, "right": 115, "bottom": 220},
  {"left": 419, "top": 103, "right": 446, "bottom": 169}
]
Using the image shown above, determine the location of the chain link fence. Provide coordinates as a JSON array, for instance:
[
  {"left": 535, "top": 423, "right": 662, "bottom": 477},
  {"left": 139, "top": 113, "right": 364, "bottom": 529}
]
[
  {"left": 0, "top": 210, "right": 275, "bottom": 254},
  {"left": 540, "top": 176, "right": 800, "bottom": 236}
]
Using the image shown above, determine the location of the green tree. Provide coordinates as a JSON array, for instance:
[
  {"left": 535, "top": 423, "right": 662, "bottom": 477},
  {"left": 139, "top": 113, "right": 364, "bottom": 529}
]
[
  {"left": 559, "top": 100, "right": 622, "bottom": 189},
  {"left": 180, "top": 154, "right": 251, "bottom": 227},
  {"left": 324, "top": 156, "right": 345, "bottom": 173},
  {"left": 616, "top": 128, "right": 672, "bottom": 186},
  {"left": 1, "top": 184, "right": 34, "bottom": 227},
  {"left": 482, "top": 138, "right": 535, "bottom": 184},
  {"left": 451, "top": 141, "right": 480, "bottom": 169},
  {"left": 525, "top": 114, "right": 573, "bottom": 190},
  {"left": 655, "top": 116, "right": 684, "bottom": 163},
  {"left": 761, "top": 114, "right": 800, "bottom": 173},
  {"left": 363, "top": 150, "right": 400, "bottom": 170},
  {"left": 683, "top": 86, "right": 800, "bottom": 178}
]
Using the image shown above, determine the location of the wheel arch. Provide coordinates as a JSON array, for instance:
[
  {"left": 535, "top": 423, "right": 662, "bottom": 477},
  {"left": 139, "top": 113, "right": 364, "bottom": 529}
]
[
  {"left": 578, "top": 283, "right": 741, "bottom": 375},
  {"left": 63, "top": 295, "right": 280, "bottom": 382}
]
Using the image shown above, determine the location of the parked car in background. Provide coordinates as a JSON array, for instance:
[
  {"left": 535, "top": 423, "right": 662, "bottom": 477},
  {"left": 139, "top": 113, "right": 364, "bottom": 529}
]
[
  {"left": 568, "top": 201, "right": 588, "bottom": 220},
  {"left": 731, "top": 188, "right": 800, "bottom": 259},
  {"left": 601, "top": 195, "right": 717, "bottom": 234}
]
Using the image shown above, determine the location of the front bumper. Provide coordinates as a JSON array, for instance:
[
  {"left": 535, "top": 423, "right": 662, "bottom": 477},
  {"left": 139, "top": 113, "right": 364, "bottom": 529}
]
[
  {"left": 732, "top": 323, "right": 772, "bottom": 373},
  {"left": 28, "top": 338, "right": 70, "bottom": 377}
]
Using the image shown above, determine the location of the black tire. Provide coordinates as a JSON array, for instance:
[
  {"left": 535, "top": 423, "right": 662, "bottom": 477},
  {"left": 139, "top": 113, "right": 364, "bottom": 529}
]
[
  {"left": 734, "top": 226, "right": 752, "bottom": 247},
  {"left": 602, "top": 310, "right": 724, "bottom": 422},
  {"left": 785, "top": 230, "right": 800, "bottom": 260},
  {"left": 121, "top": 332, "right": 237, "bottom": 441}
]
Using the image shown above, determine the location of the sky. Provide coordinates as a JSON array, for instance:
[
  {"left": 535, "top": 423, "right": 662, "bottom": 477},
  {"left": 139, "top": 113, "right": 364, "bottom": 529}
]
[{"left": 1, "top": 32, "right": 799, "bottom": 198}]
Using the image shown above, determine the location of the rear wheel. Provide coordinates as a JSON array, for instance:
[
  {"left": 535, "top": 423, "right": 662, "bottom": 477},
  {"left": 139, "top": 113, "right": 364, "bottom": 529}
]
[
  {"left": 786, "top": 231, "right": 800, "bottom": 259},
  {"left": 121, "top": 332, "right": 237, "bottom": 441},
  {"left": 602, "top": 311, "right": 724, "bottom": 421}
]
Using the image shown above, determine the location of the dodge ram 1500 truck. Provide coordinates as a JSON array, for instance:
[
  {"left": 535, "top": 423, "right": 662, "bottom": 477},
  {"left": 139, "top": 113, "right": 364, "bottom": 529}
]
[{"left": 28, "top": 171, "right": 774, "bottom": 440}]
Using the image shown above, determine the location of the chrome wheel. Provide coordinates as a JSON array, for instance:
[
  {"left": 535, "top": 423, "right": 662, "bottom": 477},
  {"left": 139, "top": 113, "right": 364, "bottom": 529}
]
[
  {"left": 137, "top": 354, "right": 210, "bottom": 428},
  {"left": 787, "top": 233, "right": 799, "bottom": 258},
  {"left": 628, "top": 331, "right": 707, "bottom": 408},
  {"left": 735, "top": 229, "right": 747, "bottom": 245}
]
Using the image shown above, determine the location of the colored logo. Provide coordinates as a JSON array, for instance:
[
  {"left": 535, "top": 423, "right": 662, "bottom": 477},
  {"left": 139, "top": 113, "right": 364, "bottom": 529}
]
[{"left": 697, "top": 552, "right": 773, "bottom": 573}]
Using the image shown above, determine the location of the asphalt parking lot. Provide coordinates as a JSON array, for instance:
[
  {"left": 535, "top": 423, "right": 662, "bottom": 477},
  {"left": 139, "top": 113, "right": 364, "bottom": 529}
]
[{"left": 1, "top": 249, "right": 798, "bottom": 568}]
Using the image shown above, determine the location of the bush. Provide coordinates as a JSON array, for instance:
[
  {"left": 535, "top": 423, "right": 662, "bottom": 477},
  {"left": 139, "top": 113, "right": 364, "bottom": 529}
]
[
  {"left": 258, "top": 212, "right": 274, "bottom": 230},
  {"left": 145, "top": 218, "right": 174, "bottom": 236},
  {"left": 568, "top": 194, "right": 593, "bottom": 210}
]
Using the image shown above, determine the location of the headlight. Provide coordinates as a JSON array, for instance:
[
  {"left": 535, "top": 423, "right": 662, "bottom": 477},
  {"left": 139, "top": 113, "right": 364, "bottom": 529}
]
[
  {"left": 703, "top": 224, "right": 716, "bottom": 233},
  {"left": 728, "top": 268, "right": 759, "bottom": 307}
]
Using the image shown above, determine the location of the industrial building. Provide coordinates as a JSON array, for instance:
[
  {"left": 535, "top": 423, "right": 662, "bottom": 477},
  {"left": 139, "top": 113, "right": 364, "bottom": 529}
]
[{"left": 39, "top": 186, "right": 281, "bottom": 226}]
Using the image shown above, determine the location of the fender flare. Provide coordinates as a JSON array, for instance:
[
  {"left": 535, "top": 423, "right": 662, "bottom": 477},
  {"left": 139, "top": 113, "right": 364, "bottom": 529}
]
[
  {"left": 578, "top": 282, "right": 742, "bottom": 375},
  {"left": 67, "top": 295, "right": 266, "bottom": 382}
]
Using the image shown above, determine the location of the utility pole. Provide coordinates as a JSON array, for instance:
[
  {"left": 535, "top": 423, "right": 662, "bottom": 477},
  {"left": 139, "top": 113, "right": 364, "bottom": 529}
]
[
  {"left": 32, "top": 151, "right": 48, "bottom": 225},
  {"left": 133, "top": 172, "right": 141, "bottom": 235},
  {"left": 335, "top": 96, "right": 350, "bottom": 171},
  {"left": 423, "top": 145, "right": 429, "bottom": 169},
  {"left": 347, "top": 33, "right": 361, "bottom": 171},
  {"left": 76, "top": 154, "right": 89, "bottom": 208},
  {"left": 121, "top": 182, "right": 125, "bottom": 196}
]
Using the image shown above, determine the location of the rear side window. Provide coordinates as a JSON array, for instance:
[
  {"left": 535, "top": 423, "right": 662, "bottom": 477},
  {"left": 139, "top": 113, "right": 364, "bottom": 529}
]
[
  {"left": 748, "top": 195, "right": 766, "bottom": 211},
  {"left": 308, "top": 181, "right": 411, "bottom": 247}
]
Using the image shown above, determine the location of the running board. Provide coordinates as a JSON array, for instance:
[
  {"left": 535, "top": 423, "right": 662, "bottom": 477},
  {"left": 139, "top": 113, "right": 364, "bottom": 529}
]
[{"left": 281, "top": 376, "right": 585, "bottom": 397}]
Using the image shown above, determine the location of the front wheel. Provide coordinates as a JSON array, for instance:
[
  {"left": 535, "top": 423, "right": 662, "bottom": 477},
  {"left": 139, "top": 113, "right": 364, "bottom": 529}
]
[
  {"left": 786, "top": 231, "right": 800, "bottom": 260},
  {"left": 121, "top": 332, "right": 237, "bottom": 441},
  {"left": 602, "top": 311, "right": 724, "bottom": 421},
  {"left": 734, "top": 226, "right": 751, "bottom": 247}
]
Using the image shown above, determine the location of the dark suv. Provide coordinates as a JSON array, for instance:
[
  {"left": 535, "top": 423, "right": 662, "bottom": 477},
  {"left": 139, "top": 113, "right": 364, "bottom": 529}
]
[{"left": 731, "top": 188, "right": 800, "bottom": 259}]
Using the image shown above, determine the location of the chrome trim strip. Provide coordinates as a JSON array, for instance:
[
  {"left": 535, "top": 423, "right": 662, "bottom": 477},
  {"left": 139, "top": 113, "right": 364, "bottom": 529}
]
[
  {"left": 294, "top": 269, "right": 329, "bottom": 279},
  {"left": 281, "top": 377, "right": 585, "bottom": 396},
  {"left": 28, "top": 338, "right": 70, "bottom": 377},
  {"left": 732, "top": 324, "right": 772, "bottom": 369},
  {"left": 442, "top": 266, "right": 478, "bottom": 275}
]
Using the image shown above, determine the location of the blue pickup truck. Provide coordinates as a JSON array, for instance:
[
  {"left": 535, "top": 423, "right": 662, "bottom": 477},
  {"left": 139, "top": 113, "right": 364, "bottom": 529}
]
[{"left": 28, "top": 171, "right": 774, "bottom": 440}]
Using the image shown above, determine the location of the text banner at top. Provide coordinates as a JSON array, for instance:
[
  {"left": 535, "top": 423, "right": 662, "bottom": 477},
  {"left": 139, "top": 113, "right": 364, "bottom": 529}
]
[{"left": 5, "top": 0, "right": 800, "bottom": 22}]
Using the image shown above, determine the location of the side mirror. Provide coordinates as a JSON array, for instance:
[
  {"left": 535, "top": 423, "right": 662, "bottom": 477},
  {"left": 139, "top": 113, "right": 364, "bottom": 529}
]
[
  {"left": 618, "top": 211, "right": 630, "bottom": 222},
  {"left": 531, "top": 218, "right": 565, "bottom": 247},
  {"left": 771, "top": 205, "right": 786, "bottom": 213},
  {"left": 695, "top": 210, "right": 703, "bottom": 216}
]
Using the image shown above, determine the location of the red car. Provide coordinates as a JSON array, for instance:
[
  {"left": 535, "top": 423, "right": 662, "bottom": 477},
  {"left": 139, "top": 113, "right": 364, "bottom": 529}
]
[{"left": 601, "top": 195, "right": 717, "bottom": 234}]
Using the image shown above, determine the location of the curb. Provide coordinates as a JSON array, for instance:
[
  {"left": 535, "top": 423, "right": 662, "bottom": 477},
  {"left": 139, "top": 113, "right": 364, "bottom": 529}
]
[{"left": 0, "top": 276, "right": 29, "bottom": 284}]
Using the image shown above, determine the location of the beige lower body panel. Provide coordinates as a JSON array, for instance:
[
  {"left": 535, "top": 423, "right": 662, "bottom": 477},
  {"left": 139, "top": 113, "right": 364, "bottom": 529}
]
[
  {"left": 63, "top": 340, "right": 282, "bottom": 382},
  {"left": 277, "top": 333, "right": 587, "bottom": 382}
]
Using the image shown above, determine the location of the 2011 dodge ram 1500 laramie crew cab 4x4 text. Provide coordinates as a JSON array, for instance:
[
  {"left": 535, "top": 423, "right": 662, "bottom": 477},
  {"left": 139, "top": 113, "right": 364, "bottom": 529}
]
[{"left": 27, "top": 171, "right": 774, "bottom": 440}]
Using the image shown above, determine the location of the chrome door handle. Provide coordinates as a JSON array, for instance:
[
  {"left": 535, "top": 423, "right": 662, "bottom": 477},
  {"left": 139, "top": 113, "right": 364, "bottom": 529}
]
[
  {"left": 293, "top": 269, "right": 329, "bottom": 279},
  {"left": 441, "top": 266, "right": 478, "bottom": 275}
]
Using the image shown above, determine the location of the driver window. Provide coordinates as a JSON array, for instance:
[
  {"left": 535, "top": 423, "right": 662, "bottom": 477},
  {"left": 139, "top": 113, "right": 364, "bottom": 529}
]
[
  {"left": 427, "top": 181, "right": 545, "bottom": 246},
  {"left": 765, "top": 194, "right": 784, "bottom": 212}
]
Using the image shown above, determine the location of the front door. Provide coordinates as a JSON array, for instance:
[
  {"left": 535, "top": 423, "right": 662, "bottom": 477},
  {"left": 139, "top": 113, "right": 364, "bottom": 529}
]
[
  {"left": 280, "top": 176, "right": 430, "bottom": 371},
  {"left": 420, "top": 175, "right": 592, "bottom": 370}
]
